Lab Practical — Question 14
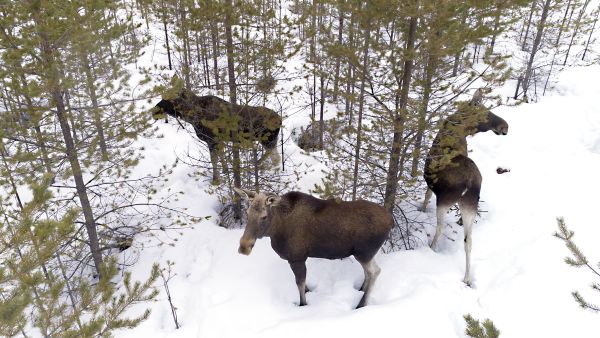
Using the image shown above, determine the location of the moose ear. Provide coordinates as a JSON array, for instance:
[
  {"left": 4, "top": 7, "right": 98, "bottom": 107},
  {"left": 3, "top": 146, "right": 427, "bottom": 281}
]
[
  {"left": 266, "top": 194, "right": 281, "bottom": 207},
  {"left": 470, "top": 88, "right": 484, "bottom": 106},
  {"left": 233, "top": 187, "right": 257, "bottom": 200}
]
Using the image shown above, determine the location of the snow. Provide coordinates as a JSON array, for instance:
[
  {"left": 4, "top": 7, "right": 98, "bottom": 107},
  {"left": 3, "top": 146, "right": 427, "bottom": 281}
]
[{"left": 112, "top": 63, "right": 600, "bottom": 337}]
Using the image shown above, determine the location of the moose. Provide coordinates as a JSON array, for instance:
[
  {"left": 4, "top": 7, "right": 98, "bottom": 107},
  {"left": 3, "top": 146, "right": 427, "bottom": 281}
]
[
  {"left": 421, "top": 89, "right": 508, "bottom": 286},
  {"left": 233, "top": 188, "right": 394, "bottom": 309},
  {"left": 151, "top": 89, "right": 281, "bottom": 183}
]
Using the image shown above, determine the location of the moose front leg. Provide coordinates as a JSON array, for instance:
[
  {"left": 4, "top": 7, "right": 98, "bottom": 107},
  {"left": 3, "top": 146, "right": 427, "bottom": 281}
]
[
  {"left": 207, "top": 142, "right": 220, "bottom": 184},
  {"left": 289, "top": 260, "right": 307, "bottom": 306}
]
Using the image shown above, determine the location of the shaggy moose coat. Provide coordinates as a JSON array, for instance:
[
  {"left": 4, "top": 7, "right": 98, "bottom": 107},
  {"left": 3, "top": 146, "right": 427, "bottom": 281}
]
[
  {"left": 234, "top": 189, "right": 394, "bottom": 309},
  {"left": 152, "top": 89, "right": 281, "bottom": 182}
]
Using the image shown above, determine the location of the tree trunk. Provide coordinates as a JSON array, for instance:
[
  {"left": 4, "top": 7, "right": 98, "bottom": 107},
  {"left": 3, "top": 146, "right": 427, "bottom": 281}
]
[
  {"left": 411, "top": 53, "right": 436, "bottom": 178},
  {"left": 582, "top": 5, "right": 599, "bottom": 60},
  {"left": 34, "top": 19, "right": 104, "bottom": 276},
  {"left": 522, "top": 0, "right": 552, "bottom": 97},
  {"left": 452, "top": 12, "right": 468, "bottom": 76},
  {"left": 384, "top": 13, "right": 418, "bottom": 212},
  {"left": 211, "top": 22, "right": 221, "bottom": 92},
  {"left": 179, "top": 3, "right": 191, "bottom": 89},
  {"left": 563, "top": 0, "right": 591, "bottom": 65},
  {"left": 319, "top": 75, "right": 325, "bottom": 150},
  {"left": 344, "top": 13, "right": 355, "bottom": 123},
  {"left": 332, "top": 7, "right": 344, "bottom": 102},
  {"left": 522, "top": 0, "right": 537, "bottom": 50},
  {"left": 55, "top": 101, "right": 103, "bottom": 277},
  {"left": 543, "top": 0, "right": 573, "bottom": 95},
  {"left": 489, "top": 2, "right": 502, "bottom": 53},
  {"left": 162, "top": 2, "right": 172, "bottom": 71},
  {"left": 224, "top": 0, "right": 242, "bottom": 220},
  {"left": 351, "top": 19, "right": 371, "bottom": 201}
]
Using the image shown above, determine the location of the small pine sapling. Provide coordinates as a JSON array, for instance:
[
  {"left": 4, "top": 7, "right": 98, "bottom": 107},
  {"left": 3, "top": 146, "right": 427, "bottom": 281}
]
[
  {"left": 464, "top": 314, "right": 501, "bottom": 338},
  {"left": 554, "top": 217, "right": 600, "bottom": 312}
]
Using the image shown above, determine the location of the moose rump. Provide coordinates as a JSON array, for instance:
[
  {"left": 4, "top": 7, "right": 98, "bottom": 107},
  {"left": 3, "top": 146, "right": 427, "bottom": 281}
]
[{"left": 234, "top": 189, "right": 393, "bottom": 309}]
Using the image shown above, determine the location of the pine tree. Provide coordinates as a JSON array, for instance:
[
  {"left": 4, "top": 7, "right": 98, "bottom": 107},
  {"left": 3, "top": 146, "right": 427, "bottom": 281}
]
[
  {"left": 0, "top": 158, "right": 160, "bottom": 336},
  {"left": 464, "top": 314, "right": 501, "bottom": 338},
  {"left": 554, "top": 217, "right": 600, "bottom": 312}
]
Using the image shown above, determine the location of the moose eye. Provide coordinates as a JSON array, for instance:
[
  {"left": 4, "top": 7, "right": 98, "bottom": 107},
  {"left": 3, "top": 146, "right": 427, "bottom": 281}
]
[{"left": 260, "top": 215, "right": 267, "bottom": 221}]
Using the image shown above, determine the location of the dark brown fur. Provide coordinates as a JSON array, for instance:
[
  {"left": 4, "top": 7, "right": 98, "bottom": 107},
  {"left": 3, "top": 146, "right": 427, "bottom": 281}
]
[
  {"left": 235, "top": 189, "right": 393, "bottom": 308},
  {"left": 421, "top": 89, "right": 508, "bottom": 286}
]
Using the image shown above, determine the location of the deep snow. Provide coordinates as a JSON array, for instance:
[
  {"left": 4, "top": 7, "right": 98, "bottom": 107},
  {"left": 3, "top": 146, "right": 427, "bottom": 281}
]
[{"left": 114, "top": 63, "right": 600, "bottom": 338}]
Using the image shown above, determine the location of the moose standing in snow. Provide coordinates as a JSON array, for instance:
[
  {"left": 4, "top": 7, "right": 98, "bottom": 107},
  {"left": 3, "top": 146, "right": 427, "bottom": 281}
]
[
  {"left": 151, "top": 89, "right": 281, "bottom": 183},
  {"left": 234, "top": 188, "right": 394, "bottom": 308},
  {"left": 421, "top": 89, "right": 508, "bottom": 286}
]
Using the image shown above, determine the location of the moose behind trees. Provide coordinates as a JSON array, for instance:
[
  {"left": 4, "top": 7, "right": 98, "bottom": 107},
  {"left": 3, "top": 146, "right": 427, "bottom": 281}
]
[
  {"left": 151, "top": 89, "right": 281, "bottom": 183},
  {"left": 421, "top": 89, "right": 508, "bottom": 286},
  {"left": 233, "top": 188, "right": 393, "bottom": 309}
]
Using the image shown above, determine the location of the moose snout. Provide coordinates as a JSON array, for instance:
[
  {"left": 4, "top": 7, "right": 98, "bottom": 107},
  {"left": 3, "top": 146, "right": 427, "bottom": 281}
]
[{"left": 238, "top": 240, "right": 255, "bottom": 255}]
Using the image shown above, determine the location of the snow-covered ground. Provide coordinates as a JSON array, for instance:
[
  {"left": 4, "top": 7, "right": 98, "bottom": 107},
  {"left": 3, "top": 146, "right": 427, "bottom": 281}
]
[{"left": 116, "top": 60, "right": 600, "bottom": 338}]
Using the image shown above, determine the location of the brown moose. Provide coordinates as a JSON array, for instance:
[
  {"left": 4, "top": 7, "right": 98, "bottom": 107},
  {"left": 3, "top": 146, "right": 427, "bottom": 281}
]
[
  {"left": 421, "top": 89, "right": 508, "bottom": 286},
  {"left": 234, "top": 188, "right": 394, "bottom": 309},
  {"left": 151, "top": 89, "right": 281, "bottom": 183}
]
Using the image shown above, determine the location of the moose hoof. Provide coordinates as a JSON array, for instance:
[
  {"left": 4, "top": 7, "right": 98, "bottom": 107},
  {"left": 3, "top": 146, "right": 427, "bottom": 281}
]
[{"left": 463, "top": 278, "right": 472, "bottom": 287}]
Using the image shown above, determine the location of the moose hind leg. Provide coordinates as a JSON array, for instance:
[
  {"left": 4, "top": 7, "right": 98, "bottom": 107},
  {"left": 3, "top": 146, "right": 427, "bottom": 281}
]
[
  {"left": 420, "top": 188, "right": 433, "bottom": 212},
  {"left": 289, "top": 260, "right": 308, "bottom": 306},
  {"left": 356, "top": 259, "right": 381, "bottom": 308},
  {"left": 431, "top": 203, "right": 451, "bottom": 250},
  {"left": 458, "top": 199, "right": 477, "bottom": 286}
]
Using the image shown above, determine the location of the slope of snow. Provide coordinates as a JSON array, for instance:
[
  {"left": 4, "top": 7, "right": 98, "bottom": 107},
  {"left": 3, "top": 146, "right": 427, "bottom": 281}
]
[{"left": 116, "top": 63, "right": 600, "bottom": 338}]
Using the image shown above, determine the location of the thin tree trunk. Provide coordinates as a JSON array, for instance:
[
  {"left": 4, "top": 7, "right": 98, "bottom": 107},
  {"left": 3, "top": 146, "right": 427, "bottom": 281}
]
[
  {"left": 332, "top": 7, "right": 344, "bottom": 102},
  {"left": 199, "top": 32, "right": 211, "bottom": 87},
  {"left": 543, "top": 0, "right": 572, "bottom": 95},
  {"left": 411, "top": 53, "right": 436, "bottom": 178},
  {"left": 34, "top": 11, "right": 103, "bottom": 276},
  {"left": 211, "top": 23, "right": 221, "bottom": 92},
  {"left": 179, "top": 4, "right": 191, "bottom": 89},
  {"left": 489, "top": 2, "right": 502, "bottom": 53},
  {"left": 55, "top": 101, "right": 103, "bottom": 276},
  {"left": 344, "top": 13, "right": 355, "bottom": 123},
  {"left": 162, "top": 2, "right": 172, "bottom": 71},
  {"left": 563, "top": 0, "right": 591, "bottom": 65},
  {"left": 522, "top": 0, "right": 537, "bottom": 50},
  {"left": 351, "top": 19, "right": 371, "bottom": 201},
  {"left": 56, "top": 253, "right": 83, "bottom": 330},
  {"left": 523, "top": 0, "right": 552, "bottom": 97},
  {"left": 384, "top": 13, "right": 418, "bottom": 211},
  {"left": 319, "top": 75, "right": 325, "bottom": 150},
  {"left": 582, "top": 6, "right": 599, "bottom": 60},
  {"left": 452, "top": 12, "right": 468, "bottom": 76},
  {"left": 225, "top": 0, "right": 242, "bottom": 220}
]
